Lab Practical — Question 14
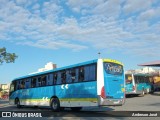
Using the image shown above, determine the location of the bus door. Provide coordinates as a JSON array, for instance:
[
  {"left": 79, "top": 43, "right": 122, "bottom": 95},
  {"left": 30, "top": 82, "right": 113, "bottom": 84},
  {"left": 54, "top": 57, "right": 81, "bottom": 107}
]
[
  {"left": 125, "top": 74, "right": 135, "bottom": 93},
  {"left": 103, "top": 62, "right": 125, "bottom": 99}
]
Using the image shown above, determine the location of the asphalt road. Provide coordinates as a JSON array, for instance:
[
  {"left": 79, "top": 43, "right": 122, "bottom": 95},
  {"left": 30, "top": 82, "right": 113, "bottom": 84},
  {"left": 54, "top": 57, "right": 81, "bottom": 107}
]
[{"left": 0, "top": 93, "right": 160, "bottom": 119}]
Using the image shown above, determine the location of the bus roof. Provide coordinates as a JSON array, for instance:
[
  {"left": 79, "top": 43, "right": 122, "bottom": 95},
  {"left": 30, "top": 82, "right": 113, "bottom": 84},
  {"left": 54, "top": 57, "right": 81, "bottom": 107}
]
[
  {"left": 138, "top": 60, "right": 160, "bottom": 67},
  {"left": 12, "top": 58, "right": 123, "bottom": 81},
  {"left": 13, "top": 59, "right": 97, "bottom": 81},
  {"left": 125, "top": 73, "right": 152, "bottom": 76},
  {"left": 103, "top": 59, "right": 123, "bottom": 66}
]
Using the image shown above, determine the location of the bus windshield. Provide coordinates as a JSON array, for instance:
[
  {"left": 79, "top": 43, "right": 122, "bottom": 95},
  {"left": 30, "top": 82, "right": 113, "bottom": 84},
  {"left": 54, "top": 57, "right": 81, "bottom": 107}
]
[
  {"left": 103, "top": 62, "right": 123, "bottom": 75},
  {"left": 125, "top": 75, "right": 132, "bottom": 84}
]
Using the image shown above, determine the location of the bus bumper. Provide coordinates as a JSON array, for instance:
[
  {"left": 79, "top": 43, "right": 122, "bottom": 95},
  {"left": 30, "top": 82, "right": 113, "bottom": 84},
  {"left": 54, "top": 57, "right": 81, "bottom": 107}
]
[
  {"left": 99, "top": 97, "right": 125, "bottom": 106},
  {"left": 125, "top": 91, "right": 136, "bottom": 95}
]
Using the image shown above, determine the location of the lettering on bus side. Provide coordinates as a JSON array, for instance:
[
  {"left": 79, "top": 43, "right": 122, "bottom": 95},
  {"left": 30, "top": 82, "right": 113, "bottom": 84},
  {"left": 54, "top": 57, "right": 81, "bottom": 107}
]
[{"left": 104, "top": 62, "right": 123, "bottom": 75}]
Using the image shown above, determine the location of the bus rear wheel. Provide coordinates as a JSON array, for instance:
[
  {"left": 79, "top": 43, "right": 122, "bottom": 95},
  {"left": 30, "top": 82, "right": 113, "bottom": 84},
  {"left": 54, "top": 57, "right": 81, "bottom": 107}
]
[
  {"left": 50, "top": 98, "right": 60, "bottom": 112},
  {"left": 71, "top": 107, "right": 82, "bottom": 111}
]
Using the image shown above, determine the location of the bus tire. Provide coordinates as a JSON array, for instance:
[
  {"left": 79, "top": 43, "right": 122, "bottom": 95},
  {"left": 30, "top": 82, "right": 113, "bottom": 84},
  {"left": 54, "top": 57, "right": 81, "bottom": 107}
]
[
  {"left": 146, "top": 88, "right": 150, "bottom": 94},
  {"left": 50, "top": 98, "right": 60, "bottom": 112},
  {"left": 141, "top": 89, "right": 145, "bottom": 97},
  {"left": 15, "top": 99, "right": 21, "bottom": 108},
  {"left": 71, "top": 107, "right": 82, "bottom": 111}
]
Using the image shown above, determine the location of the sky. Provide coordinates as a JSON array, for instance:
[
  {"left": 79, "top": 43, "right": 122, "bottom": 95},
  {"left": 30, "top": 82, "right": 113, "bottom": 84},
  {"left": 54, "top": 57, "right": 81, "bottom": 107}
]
[{"left": 0, "top": 0, "right": 160, "bottom": 84}]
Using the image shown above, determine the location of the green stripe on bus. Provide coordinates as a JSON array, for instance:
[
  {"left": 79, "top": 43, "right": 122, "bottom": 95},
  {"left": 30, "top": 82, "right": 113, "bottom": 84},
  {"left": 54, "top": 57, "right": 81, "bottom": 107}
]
[{"left": 60, "top": 98, "right": 98, "bottom": 102}]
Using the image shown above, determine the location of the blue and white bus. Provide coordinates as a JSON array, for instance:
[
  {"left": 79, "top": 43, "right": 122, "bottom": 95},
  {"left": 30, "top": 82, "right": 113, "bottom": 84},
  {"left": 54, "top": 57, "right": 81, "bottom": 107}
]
[
  {"left": 125, "top": 73, "right": 153, "bottom": 96},
  {"left": 9, "top": 59, "right": 125, "bottom": 111}
]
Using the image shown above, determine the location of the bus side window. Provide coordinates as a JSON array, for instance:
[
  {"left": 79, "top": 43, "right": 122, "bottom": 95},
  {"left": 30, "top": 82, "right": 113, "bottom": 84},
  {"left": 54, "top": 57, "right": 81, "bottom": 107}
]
[
  {"left": 139, "top": 76, "right": 143, "bottom": 83},
  {"left": 25, "top": 79, "right": 30, "bottom": 89},
  {"left": 139, "top": 76, "right": 142, "bottom": 83},
  {"left": 17, "top": 81, "right": 21, "bottom": 90},
  {"left": 14, "top": 81, "right": 18, "bottom": 90},
  {"left": 10, "top": 82, "right": 16, "bottom": 93},
  {"left": 66, "top": 70, "right": 72, "bottom": 83},
  {"left": 90, "top": 64, "right": 96, "bottom": 81},
  {"left": 48, "top": 74, "right": 53, "bottom": 85},
  {"left": 61, "top": 70, "right": 66, "bottom": 84},
  {"left": 14, "top": 81, "right": 17, "bottom": 91},
  {"left": 56, "top": 72, "right": 61, "bottom": 85},
  {"left": 20, "top": 81, "right": 22, "bottom": 89},
  {"left": 149, "top": 77, "right": 153, "bottom": 83},
  {"left": 135, "top": 76, "right": 139, "bottom": 84},
  {"left": 84, "top": 64, "right": 96, "bottom": 81},
  {"left": 75, "top": 68, "right": 79, "bottom": 82},
  {"left": 78, "top": 66, "right": 84, "bottom": 82},
  {"left": 144, "top": 76, "right": 148, "bottom": 83},
  {"left": 21, "top": 80, "right": 25, "bottom": 89},
  {"left": 53, "top": 73, "right": 58, "bottom": 85},
  {"left": 147, "top": 77, "right": 150, "bottom": 83},
  {"left": 143, "top": 77, "right": 145, "bottom": 83},
  {"left": 38, "top": 77, "right": 42, "bottom": 87},
  {"left": 31, "top": 78, "right": 37, "bottom": 88},
  {"left": 70, "top": 68, "right": 76, "bottom": 83},
  {"left": 42, "top": 76, "right": 47, "bottom": 86}
]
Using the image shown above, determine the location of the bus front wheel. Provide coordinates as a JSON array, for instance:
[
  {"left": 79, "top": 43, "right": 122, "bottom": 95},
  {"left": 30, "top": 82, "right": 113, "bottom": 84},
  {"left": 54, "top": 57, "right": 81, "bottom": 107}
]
[
  {"left": 50, "top": 98, "right": 60, "bottom": 112},
  {"left": 15, "top": 99, "right": 21, "bottom": 108}
]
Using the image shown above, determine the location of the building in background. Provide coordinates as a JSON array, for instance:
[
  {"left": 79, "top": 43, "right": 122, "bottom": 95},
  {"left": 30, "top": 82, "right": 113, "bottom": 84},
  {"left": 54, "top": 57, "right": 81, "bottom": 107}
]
[
  {"left": 0, "top": 84, "right": 10, "bottom": 92},
  {"left": 29, "top": 62, "right": 57, "bottom": 75},
  {"left": 38, "top": 62, "right": 57, "bottom": 72},
  {"left": 0, "top": 83, "right": 10, "bottom": 99},
  {"left": 126, "top": 67, "right": 160, "bottom": 75}
]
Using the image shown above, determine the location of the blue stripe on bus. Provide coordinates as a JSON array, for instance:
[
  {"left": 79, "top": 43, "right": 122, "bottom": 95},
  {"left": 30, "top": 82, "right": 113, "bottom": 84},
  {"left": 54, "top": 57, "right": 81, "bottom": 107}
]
[{"left": 10, "top": 81, "right": 97, "bottom": 100}]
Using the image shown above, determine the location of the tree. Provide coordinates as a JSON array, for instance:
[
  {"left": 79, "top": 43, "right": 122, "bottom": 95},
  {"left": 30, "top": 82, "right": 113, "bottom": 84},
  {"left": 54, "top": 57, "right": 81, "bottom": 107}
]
[{"left": 0, "top": 47, "right": 18, "bottom": 64}]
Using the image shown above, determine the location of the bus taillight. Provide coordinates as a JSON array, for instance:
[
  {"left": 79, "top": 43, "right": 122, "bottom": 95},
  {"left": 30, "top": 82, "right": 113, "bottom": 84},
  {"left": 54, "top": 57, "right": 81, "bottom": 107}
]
[{"left": 101, "top": 86, "right": 106, "bottom": 98}]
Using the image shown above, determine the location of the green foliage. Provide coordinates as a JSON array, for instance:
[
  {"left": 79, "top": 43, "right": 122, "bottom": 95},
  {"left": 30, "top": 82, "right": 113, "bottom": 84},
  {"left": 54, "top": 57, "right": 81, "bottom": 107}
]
[{"left": 0, "top": 47, "right": 18, "bottom": 64}]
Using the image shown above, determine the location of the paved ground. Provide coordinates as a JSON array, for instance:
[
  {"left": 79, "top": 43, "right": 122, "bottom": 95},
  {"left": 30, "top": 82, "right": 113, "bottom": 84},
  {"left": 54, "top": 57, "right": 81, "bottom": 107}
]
[
  {"left": 0, "top": 93, "right": 160, "bottom": 120},
  {"left": 110, "top": 93, "right": 160, "bottom": 111}
]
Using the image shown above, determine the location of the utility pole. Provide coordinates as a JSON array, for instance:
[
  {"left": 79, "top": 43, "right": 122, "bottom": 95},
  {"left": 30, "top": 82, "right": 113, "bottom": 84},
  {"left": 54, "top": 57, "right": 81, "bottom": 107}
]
[{"left": 98, "top": 52, "right": 101, "bottom": 58}]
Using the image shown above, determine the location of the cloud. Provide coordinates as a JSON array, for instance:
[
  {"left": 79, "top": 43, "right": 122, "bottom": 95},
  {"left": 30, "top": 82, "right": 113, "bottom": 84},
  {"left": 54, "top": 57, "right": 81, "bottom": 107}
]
[
  {"left": 66, "top": 0, "right": 122, "bottom": 17},
  {"left": 123, "top": 0, "right": 152, "bottom": 14},
  {"left": 66, "top": 0, "right": 101, "bottom": 13},
  {"left": 138, "top": 9, "right": 155, "bottom": 21},
  {"left": 93, "top": 0, "right": 122, "bottom": 17},
  {"left": 41, "top": 1, "right": 63, "bottom": 20},
  {"left": 15, "top": 0, "right": 28, "bottom": 5},
  {"left": 18, "top": 40, "right": 88, "bottom": 51},
  {"left": 138, "top": 7, "right": 160, "bottom": 22},
  {"left": 0, "top": 0, "right": 160, "bottom": 57},
  {"left": 32, "top": 3, "right": 40, "bottom": 10}
]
